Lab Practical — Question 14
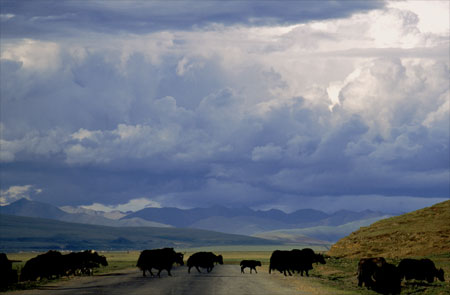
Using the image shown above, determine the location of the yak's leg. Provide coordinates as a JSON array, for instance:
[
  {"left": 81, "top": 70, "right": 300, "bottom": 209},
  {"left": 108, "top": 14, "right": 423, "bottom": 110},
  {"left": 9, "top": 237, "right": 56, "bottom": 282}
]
[
  {"left": 241, "top": 266, "right": 245, "bottom": 273},
  {"left": 196, "top": 266, "right": 202, "bottom": 273},
  {"left": 305, "top": 270, "right": 309, "bottom": 277},
  {"left": 254, "top": 268, "right": 258, "bottom": 274},
  {"left": 167, "top": 268, "right": 172, "bottom": 276},
  {"left": 142, "top": 269, "right": 146, "bottom": 277}
]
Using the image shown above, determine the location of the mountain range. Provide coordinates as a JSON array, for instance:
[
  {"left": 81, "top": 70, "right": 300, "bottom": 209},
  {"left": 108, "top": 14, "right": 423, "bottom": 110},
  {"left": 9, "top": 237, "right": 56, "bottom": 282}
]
[
  {"left": 122, "top": 205, "right": 391, "bottom": 239},
  {"left": 0, "top": 214, "right": 278, "bottom": 252},
  {"left": 0, "top": 199, "right": 391, "bottom": 243},
  {"left": 0, "top": 198, "right": 171, "bottom": 228}
]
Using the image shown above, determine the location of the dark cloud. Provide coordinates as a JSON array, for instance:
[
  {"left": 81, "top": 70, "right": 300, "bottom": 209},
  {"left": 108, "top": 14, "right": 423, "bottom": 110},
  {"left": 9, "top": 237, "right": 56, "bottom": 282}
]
[
  {"left": 1, "top": 0, "right": 384, "bottom": 38},
  {"left": 1, "top": 1, "right": 448, "bottom": 213}
]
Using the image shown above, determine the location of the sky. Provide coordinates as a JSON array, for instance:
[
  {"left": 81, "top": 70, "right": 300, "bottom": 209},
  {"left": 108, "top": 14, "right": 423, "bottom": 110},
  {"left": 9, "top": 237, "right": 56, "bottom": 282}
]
[{"left": 0, "top": 0, "right": 449, "bottom": 214}]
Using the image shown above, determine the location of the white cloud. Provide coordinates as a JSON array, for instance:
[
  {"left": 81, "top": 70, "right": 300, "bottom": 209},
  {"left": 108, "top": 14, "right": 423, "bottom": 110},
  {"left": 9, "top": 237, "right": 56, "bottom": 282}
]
[
  {"left": 0, "top": 185, "right": 42, "bottom": 205},
  {"left": 80, "top": 198, "right": 161, "bottom": 212},
  {"left": 388, "top": 0, "right": 450, "bottom": 35},
  {"left": 0, "top": 39, "right": 61, "bottom": 72}
]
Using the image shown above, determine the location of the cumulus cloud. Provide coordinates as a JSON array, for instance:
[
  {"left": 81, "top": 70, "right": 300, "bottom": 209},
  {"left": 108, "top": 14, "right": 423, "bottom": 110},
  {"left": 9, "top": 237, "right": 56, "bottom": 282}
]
[
  {"left": 0, "top": 185, "right": 42, "bottom": 205},
  {"left": 0, "top": 1, "right": 448, "bottom": 211}
]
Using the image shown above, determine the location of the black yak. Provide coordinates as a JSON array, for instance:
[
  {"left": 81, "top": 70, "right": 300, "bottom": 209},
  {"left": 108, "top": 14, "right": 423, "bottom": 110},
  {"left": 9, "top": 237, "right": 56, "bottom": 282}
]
[
  {"left": 21, "top": 250, "right": 65, "bottom": 281},
  {"left": 63, "top": 250, "right": 108, "bottom": 276},
  {"left": 0, "top": 253, "right": 19, "bottom": 288},
  {"left": 357, "top": 257, "right": 387, "bottom": 288},
  {"left": 137, "top": 248, "right": 184, "bottom": 277},
  {"left": 398, "top": 258, "right": 445, "bottom": 283},
  {"left": 240, "top": 260, "right": 261, "bottom": 274},
  {"left": 269, "top": 248, "right": 325, "bottom": 277},
  {"left": 187, "top": 252, "right": 223, "bottom": 273},
  {"left": 373, "top": 263, "right": 401, "bottom": 295}
]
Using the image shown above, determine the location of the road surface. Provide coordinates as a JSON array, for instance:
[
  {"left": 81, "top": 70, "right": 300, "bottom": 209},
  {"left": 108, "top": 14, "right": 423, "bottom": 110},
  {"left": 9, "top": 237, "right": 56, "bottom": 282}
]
[{"left": 7, "top": 265, "right": 312, "bottom": 295}]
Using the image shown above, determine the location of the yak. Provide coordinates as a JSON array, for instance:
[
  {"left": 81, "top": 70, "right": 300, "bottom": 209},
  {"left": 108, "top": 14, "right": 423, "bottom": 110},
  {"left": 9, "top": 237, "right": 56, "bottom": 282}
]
[
  {"left": 21, "top": 250, "right": 65, "bottom": 281},
  {"left": 137, "top": 248, "right": 184, "bottom": 277},
  {"left": 269, "top": 250, "right": 292, "bottom": 276},
  {"left": 373, "top": 263, "right": 401, "bottom": 295},
  {"left": 269, "top": 248, "right": 325, "bottom": 277},
  {"left": 240, "top": 260, "right": 261, "bottom": 274},
  {"left": 0, "top": 253, "right": 19, "bottom": 289},
  {"left": 20, "top": 250, "right": 108, "bottom": 282},
  {"left": 187, "top": 252, "right": 223, "bottom": 273},
  {"left": 398, "top": 258, "right": 445, "bottom": 283},
  {"left": 63, "top": 250, "right": 108, "bottom": 276},
  {"left": 291, "top": 248, "right": 326, "bottom": 277},
  {"left": 357, "top": 257, "right": 387, "bottom": 288},
  {"left": 357, "top": 257, "right": 401, "bottom": 294}
]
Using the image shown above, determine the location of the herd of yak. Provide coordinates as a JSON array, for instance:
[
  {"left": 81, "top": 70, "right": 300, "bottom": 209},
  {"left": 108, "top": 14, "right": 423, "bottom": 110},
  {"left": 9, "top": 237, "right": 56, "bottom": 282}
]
[
  {"left": 357, "top": 256, "right": 445, "bottom": 294},
  {"left": 1, "top": 248, "right": 446, "bottom": 294},
  {"left": 0, "top": 250, "right": 108, "bottom": 288}
]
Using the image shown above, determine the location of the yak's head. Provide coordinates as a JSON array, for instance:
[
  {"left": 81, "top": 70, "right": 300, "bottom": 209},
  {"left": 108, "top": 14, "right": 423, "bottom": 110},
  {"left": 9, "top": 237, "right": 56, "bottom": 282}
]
[
  {"left": 316, "top": 254, "right": 326, "bottom": 265},
  {"left": 174, "top": 252, "right": 184, "bottom": 266},
  {"left": 216, "top": 255, "right": 224, "bottom": 265},
  {"left": 437, "top": 268, "right": 445, "bottom": 282}
]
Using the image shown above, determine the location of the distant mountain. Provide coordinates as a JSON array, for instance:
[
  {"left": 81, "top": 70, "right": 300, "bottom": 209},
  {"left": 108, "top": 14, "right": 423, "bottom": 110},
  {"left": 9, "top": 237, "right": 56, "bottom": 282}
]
[
  {"left": 0, "top": 198, "right": 67, "bottom": 219},
  {"left": 0, "top": 214, "right": 279, "bottom": 252},
  {"left": 123, "top": 205, "right": 390, "bottom": 238},
  {"left": 60, "top": 206, "right": 127, "bottom": 220},
  {"left": 0, "top": 199, "right": 171, "bottom": 228},
  {"left": 327, "top": 200, "right": 450, "bottom": 258},
  {"left": 1, "top": 199, "right": 392, "bottom": 242},
  {"left": 253, "top": 216, "right": 390, "bottom": 243},
  {"left": 319, "top": 209, "right": 387, "bottom": 226}
]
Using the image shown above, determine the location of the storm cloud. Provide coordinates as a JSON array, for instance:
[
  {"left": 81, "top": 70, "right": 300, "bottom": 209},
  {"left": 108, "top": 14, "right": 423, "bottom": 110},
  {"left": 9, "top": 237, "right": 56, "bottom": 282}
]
[{"left": 0, "top": 1, "right": 448, "bottom": 213}]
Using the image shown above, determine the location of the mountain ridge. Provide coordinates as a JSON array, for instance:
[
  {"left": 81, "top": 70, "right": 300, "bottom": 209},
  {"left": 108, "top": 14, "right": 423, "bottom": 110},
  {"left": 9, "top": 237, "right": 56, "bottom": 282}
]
[{"left": 0, "top": 199, "right": 171, "bottom": 228}]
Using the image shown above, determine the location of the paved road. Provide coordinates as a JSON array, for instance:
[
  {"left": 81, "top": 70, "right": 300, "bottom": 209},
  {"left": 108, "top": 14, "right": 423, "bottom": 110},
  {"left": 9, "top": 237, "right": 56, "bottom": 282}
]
[{"left": 7, "top": 265, "right": 310, "bottom": 295}]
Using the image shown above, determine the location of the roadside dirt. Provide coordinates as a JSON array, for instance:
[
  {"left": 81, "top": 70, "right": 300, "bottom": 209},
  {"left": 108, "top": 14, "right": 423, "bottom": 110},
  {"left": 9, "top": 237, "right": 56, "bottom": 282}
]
[{"left": 5, "top": 265, "right": 355, "bottom": 295}]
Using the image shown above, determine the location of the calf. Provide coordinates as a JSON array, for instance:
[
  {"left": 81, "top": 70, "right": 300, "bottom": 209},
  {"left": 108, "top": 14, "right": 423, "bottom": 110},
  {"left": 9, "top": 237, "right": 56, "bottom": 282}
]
[
  {"left": 240, "top": 260, "right": 261, "bottom": 274},
  {"left": 398, "top": 258, "right": 445, "bottom": 283}
]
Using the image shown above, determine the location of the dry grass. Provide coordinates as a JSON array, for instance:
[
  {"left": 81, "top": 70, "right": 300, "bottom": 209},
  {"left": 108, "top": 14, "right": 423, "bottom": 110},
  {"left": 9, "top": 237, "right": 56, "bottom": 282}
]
[{"left": 328, "top": 200, "right": 450, "bottom": 258}]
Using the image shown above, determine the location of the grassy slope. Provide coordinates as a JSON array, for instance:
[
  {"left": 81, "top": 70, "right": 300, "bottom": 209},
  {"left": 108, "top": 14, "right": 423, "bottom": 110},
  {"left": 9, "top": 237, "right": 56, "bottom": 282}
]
[
  {"left": 327, "top": 200, "right": 450, "bottom": 258},
  {"left": 0, "top": 214, "right": 277, "bottom": 251}
]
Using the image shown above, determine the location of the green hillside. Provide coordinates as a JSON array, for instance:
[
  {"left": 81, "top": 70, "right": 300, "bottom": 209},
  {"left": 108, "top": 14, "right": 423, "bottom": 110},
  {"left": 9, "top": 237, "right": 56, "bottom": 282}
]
[
  {"left": 328, "top": 200, "right": 450, "bottom": 258},
  {"left": 0, "top": 214, "right": 278, "bottom": 251}
]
